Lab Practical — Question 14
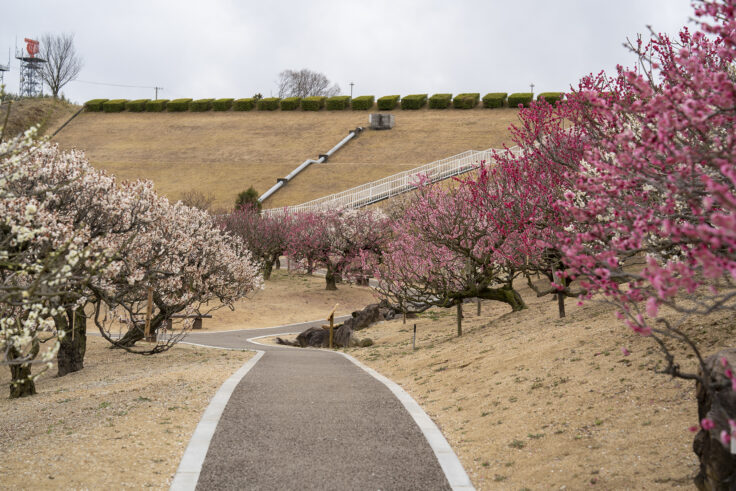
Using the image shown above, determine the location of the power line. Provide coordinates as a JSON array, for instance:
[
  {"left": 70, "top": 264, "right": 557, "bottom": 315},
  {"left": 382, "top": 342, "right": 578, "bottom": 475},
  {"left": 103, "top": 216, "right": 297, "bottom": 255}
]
[{"left": 71, "top": 79, "right": 159, "bottom": 89}]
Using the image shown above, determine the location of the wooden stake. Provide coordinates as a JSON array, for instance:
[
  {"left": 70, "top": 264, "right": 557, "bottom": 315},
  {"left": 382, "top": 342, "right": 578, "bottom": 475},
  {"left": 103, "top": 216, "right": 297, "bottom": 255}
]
[
  {"left": 412, "top": 324, "right": 416, "bottom": 350},
  {"left": 71, "top": 308, "right": 76, "bottom": 341},
  {"left": 144, "top": 287, "right": 153, "bottom": 341},
  {"left": 327, "top": 303, "right": 338, "bottom": 349}
]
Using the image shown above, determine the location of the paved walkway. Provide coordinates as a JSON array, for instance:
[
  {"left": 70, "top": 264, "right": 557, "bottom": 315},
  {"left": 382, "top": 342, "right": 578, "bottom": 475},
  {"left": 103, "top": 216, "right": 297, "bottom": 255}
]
[{"left": 172, "top": 319, "right": 473, "bottom": 490}]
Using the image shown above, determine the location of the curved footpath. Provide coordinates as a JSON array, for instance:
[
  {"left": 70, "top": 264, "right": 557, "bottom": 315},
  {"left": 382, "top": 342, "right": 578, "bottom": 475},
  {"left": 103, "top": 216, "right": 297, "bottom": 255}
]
[{"left": 170, "top": 318, "right": 474, "bottom": 491}]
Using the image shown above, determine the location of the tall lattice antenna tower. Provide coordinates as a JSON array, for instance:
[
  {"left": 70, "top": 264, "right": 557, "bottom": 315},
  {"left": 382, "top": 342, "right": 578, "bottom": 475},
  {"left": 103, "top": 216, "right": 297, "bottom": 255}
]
[
  {"left": 0, "top": 49, "right": 9, "bottom": 87},
  {"left": 16, "top": 38, "right": 46, "bottom": 97}
]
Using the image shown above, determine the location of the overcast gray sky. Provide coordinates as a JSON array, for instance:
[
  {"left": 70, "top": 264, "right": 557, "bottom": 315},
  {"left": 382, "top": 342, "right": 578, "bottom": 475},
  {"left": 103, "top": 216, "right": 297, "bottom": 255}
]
[{"left": 1, "top": 0, "right": 695, "bottom": 104}]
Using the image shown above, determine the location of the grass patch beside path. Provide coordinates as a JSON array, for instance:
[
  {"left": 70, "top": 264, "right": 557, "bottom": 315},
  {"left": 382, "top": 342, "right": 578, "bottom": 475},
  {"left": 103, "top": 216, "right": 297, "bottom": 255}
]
[
  {"left": 346, "top": 278, "right": 730, "bottom": 490},
  {"left": 199, "top": 269, "right": 377, "bottom": 332},
  {"left": 0, "top": 337, "right": 253, "bottom": 489}
]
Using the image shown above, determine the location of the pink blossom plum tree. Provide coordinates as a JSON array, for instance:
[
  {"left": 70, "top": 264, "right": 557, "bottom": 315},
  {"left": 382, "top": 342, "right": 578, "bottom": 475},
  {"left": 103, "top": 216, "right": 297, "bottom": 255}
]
[
  {"left": 546, "top": 2, "right": 736, "bottom": 484},
  {"left": 287, "top": 208, "right": 387, "bottom": 290}
]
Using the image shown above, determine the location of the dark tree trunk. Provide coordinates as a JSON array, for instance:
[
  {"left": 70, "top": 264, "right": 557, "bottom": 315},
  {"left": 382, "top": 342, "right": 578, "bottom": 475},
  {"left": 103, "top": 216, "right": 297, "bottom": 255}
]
[
  {"left": 456, "top": 302, "right": 463, "bottom": 337},
  {"left": 557, "top": 293, "right": 566, "bottom": 318},
  {"left": 307, "top": 259, "right": 314, "bottom": 275},
  {"left": 478, "top": 285, "right": 527, "bottom": 312},
  {"left": 57, "top": 307, "right": 87, "bottom": 376},
  {"left": 274, "top": 257, "right": 281, "bottom": 270},
  {"left": 114, "top": 314, "right": 163, "bottom": 348},
  {"left": 8, "top": 343, "right": 39, "bottom": 399},
  {"left": 693, "top": 348, "right": 736, "bottom": 491},
  {"left": 262, "top": 261, "right": 274, "bottom": 280},
  {"left": 325, "top": 265, "right": 337, "bottom": 291}
]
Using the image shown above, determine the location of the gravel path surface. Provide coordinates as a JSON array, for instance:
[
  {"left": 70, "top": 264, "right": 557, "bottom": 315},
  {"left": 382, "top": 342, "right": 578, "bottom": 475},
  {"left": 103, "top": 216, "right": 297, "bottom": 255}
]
[{"left": 179, "top": 319, "right": 458, "bottom": 490}]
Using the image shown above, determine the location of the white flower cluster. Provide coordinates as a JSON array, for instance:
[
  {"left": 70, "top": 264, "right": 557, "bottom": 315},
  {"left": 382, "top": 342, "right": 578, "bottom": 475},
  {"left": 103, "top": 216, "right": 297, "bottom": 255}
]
[{"left": 1, "top": 130, "right": 261, "bottom": 379}]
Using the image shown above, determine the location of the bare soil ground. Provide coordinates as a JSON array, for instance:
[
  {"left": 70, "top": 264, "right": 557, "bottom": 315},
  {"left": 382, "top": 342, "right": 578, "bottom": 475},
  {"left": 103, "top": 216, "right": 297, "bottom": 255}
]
[
  {"left": 0, "top": 337, "right": 253, "bottom": 489},
  {"left": 341, "top": 279, "right": 734, "bottom": 490},
  {"left": 51, "top": 108, "right": 520, "bottom": 209},
  {"left": 4, "top": 272, "right": 722, "bottom": 490},
  {"left": 188, "top": 269, "right": 376, "bottom": 332}
]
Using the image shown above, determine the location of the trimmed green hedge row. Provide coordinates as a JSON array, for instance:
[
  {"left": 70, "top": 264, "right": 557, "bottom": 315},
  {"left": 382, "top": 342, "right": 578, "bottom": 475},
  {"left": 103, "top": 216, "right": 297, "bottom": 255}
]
[
  {"left": 377, "top": 95, "right": 400, "bottom": 110},
  {"left": 85, "top": 91, "right": 564, "bottom": 113},
  {"left": 401, "top": 94, "right": 428, "bottom": 110},
  {"left": 257, "top": 97, "right": 280, "bottom": 111},
  {"left": 190, "top": 99, "right": 214, "bottom": 112},
  {"left": 326, "top": 95, "right": 351, "bottom": 110},
  {"left": 213, "top": 98, "right": 234, "bottom": 111},
  {"left": 301, "top": 96, "right": 326, "bottom": 111},
  {"left": 146, "top": 99, "right": 168, "bottom": 112},
  {"left": 84, "top": 99, "right": 108, "bottom": 112},
  {"left": 429, "top": 93, "right": 452, "bottom": 109},
  {"left": 125, "top": 99, "right": 149, "bottom": 112},
  {"left": 351, "top": 95, "right": 374, "bottom": 110},
  {"left": 280, "top": 97, "right": 301, "bottom": 110},
  {"left": 233, "top": 98, "right": 255, "bottom": 111},
  {"left": 102, "top": 99, "right": 128, "bottom": 113},
  {"left": 482, "top": 93, "right": 507, "bottom": 108},
  {"left": 453, "top": 93, "right": 480, "bottom": 109},
  {"left": 508, "top": 93, "right": 533, "bottom": 108},
  {"left": 167, "top": 98, "right": 193, "bottom": 112},
  {"left": 537, "top": 92, "right": 564, "bottom": 104}
]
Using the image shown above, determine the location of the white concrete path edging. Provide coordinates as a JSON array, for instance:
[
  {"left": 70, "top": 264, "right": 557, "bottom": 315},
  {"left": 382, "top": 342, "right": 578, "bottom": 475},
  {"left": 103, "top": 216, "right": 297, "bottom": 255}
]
[
  {"left": 339, "top": 352, "right": 476, "bottom": 491},
  {"left": 247, "top": 333, "right": 302, "bottom": 347},
  {"left": 169, "top": 350, "right": 265, "bottom": 491}
]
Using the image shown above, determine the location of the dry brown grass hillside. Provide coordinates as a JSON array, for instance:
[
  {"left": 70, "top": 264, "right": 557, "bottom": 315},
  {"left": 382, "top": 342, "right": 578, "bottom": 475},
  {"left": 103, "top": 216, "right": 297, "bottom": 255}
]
[
  {"left": 1, "top": 97, "right": 79, "bottom": 139},
  {"left": 51, "top": 107, "right": 520, "bottom": 210}
]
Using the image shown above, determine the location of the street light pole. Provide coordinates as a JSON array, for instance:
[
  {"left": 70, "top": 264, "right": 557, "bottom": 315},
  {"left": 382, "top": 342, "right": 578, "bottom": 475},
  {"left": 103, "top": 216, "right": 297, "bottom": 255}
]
[{"left": 349, "top": 82, "right": 354, "bottom": 98}]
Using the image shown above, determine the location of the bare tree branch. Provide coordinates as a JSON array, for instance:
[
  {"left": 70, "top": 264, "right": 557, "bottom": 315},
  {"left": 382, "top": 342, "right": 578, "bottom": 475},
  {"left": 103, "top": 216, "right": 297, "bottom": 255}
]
[
  {"left": 39, "top": 33, "right": 83, "bottom": 98},
  {"left": 276, "top": 69, "right": 340, "bottom": 98}
]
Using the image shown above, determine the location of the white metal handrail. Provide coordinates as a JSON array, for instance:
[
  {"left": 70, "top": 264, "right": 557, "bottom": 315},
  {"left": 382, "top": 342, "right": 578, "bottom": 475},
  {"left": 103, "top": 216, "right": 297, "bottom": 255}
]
[{"left": 263, "top": 145, "right": 521, "bottom": 216}]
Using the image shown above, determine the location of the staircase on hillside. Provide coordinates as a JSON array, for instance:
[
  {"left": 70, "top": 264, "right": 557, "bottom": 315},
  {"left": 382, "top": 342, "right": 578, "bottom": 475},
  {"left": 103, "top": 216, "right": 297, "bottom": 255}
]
[{"left": 262, "top": 145, "right": 521, "bottom": 215}]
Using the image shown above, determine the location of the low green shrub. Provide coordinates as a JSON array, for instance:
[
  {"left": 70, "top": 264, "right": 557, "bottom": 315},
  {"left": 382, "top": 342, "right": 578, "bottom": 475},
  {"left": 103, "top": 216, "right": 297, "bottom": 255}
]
[
  {"left": 280, "top": 97, "right": 301, "bottom": 110},
  {"left": 453, "top": 93, "right": 480, "bottom": 109},
  {"left": 84, "top": 99, "right": 109, "bottom": 112},
  {"left": 428, "top": 93, "right": 452, "bottom": 109},
  {"left": 377, "top": 95, "right": 400, "bottom": 110},
  {"left": 190, "top": 98, "right": 214, "bottom": 112},
  {"left": 213, "top": 98, "right": 234, "bottom": 111},
  {"left": 233, "top": 98, "right": 255, "bottom": 111},
  {"left": 326, "top": 95, "right": 351, "bottom": 110},
  {"left": 167, "top": 98, "right": 193, "bottom": 112},
  {"left": 125, "top": 99, "right": 149, "bottom": 112},
  {"left": 482, "top": 93, "right": 507, "bottom": 108},
  {"left": 537, "top": 92, "right": 564, "bottom": 105},
  {"left": 102, "top": 99, "right": 128, "bottom": 113},
  {"left": 351, "top": 95, "right": 374, "bottom": 110},
  {"left": 401, "top": 94, "right": 428, "bottom": 110},
  {"left": 257, "top": 97, "right": 280, "bottom": 111},
  {"left": 301, "top": 96, "right": 326, "bottom": 111},
  {"left": 508, "top": 93, "right": 533, "bottom": 108},
  {"left": 146, "top": 99, "right": 168, "bottom": 112}
]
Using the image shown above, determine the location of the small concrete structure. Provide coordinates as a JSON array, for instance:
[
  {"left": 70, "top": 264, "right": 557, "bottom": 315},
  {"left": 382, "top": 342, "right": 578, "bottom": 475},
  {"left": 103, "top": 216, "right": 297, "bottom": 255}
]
[{"left": 369, "top": 113, "right": 395, "bottom": 130}]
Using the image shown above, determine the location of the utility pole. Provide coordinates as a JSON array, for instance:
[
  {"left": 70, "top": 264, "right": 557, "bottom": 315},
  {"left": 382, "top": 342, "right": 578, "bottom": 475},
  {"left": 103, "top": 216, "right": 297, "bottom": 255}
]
[
  {"left": 349, "top": 82, "right": 354, "bottom": 98},
  {"left": 530, "top": 82, "right": 535, "bottom": 98},
  {"left": 154, "top": 86, "right": 163, "bottom": 100}
]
